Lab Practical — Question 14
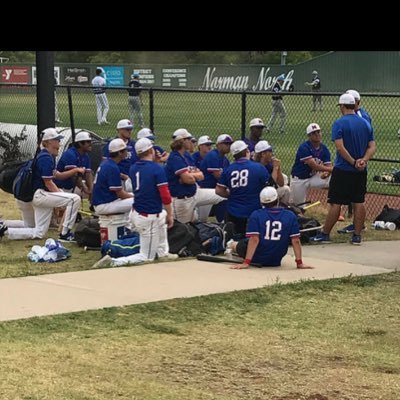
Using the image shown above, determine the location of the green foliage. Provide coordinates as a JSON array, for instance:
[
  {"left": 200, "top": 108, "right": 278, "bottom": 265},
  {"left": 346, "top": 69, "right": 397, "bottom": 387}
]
[{"left": 0, "top": 126, "right": 28, "bottom": 163}]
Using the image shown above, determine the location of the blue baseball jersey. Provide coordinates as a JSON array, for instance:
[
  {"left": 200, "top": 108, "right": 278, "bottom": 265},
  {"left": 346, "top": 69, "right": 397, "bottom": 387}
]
[
  {"left": 92, "top": 159, "right": 124, "bottom": 206},
  {"left": 357, "top": 107, "right": 372, "bottom": 126},
  {"left": 191, "top": 151, "right": 204, "bottom": 169},
  {"left": 218, "top": 158, "right": 269, "bottom": 218},
  {"left": 103, "top": 138, "right": 138, "bottom": 175},
  {"left": 165, "top": 150, "right": 197, "bottom": 198},
  {"left": 32, "top": 149, "right": 56, "bottom": 191},
  {"left": 291, "top": 141, "right": 331, "bottom": 179},
  {"left": 55, "top": 147, "right": 91, "bottom": 190},
  {"left": 199, "top": 149, "right": 230, "bottom": 188},
  {"left": 246, "top": 207, "right": 300, "bottom": 266},
  {"left": 183, "top": 151, "right": 195, "bottom": 167},
  {"left": 331, "top": 114, "right": 374, "bottom": 172},
  {"left": 243, "top": 137, "right": 258, "bottom": 153},
  {"left": 129, "top": 160, "right": 168, "bottom": 214},
  {"left": 154, "top": 144, "right": 166, "bottom": 158}
]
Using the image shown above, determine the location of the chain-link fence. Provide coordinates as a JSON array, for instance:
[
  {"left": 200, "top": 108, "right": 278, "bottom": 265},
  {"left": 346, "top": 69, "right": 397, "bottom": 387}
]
[{"left": 1, "top": 83, "right": 399, "bottom": 217}]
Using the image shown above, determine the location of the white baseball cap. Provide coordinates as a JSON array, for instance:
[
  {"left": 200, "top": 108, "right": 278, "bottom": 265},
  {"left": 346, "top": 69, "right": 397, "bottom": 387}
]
[
  {"left": 137, "top": 128, "right": 155, "bottom": 141},
  {"left": 197, "top": 135, "right": 214, "bottom": 145},
  {"left": 312, "top": 70, "right": 318, "bottom": 75},
  {"left": 338, "top": 93, "right": 355, "bottom": 105},
  {"left": 41, "top": 128, "right": 64, "bottom": 141},
  {"left": 260, "top": 186, "right": 278, "bottom": 204},
  {"left": 135, "top": 138, "right": 153, "bottom": 154},
  {"left": 230, "top": 140, "right": 248, "bottom": 155},
  {"left": 74, "top": 131, "right": 92, "bottom": 142},
  {"left": 216, "top": 134, "right": 234, "bottom": 144},
  {"left": 109, "top": 138, "right": 127, "bottom": 153},
  {"left": 173, "top": 128, "right": 193, "bottom": 140},
  {"left": 306, "top": 123, "right": 321, "bottom": 135},
  {"left": 346, "top": 89, "right": 361, "bottom": 101},
  {"left": 116, "top": 119, "right": 133, "bottom": 130},
  {"left": 254, "top": 140, "right": 273, "bottom": 153},
  {"left": 249, "top": 118, "right": 266, "bottom": 128}
]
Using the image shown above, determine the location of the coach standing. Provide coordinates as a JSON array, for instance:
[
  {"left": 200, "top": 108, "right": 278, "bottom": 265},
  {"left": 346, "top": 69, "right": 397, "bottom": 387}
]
[{"left": 310, "top": 93, "right": 376, "bottom": 245}]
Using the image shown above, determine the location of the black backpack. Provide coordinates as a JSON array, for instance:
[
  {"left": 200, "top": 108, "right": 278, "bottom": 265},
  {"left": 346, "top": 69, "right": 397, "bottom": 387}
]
[
  {"left": 74, "top": 217, "right": 101, "bottom": 247},
  {"left": 167, "top": 220, "right": 204, "bottom": 257},
  {"left": 374, "top": 205, "right": 400, "bottom": 229},
  {"left": 297, "top": 216, "right": 321, "bottom": 243},
  {"left": 0, "top": 160, "right": 27, "bottom": 194}
]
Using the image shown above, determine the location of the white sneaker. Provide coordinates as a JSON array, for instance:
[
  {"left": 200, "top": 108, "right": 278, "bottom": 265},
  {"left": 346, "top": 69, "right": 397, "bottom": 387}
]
[{"left": 91, "top": 255, "right": 113, "bottom": 268}]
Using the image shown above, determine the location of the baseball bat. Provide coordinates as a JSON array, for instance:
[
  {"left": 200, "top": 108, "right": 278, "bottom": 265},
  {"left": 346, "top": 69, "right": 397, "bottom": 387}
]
[
  {"left": 84, "top": 246, "right": 101, "bottom": 251},
  {"left": 302, "top": 201, "right": 321, "bottom": 210}
]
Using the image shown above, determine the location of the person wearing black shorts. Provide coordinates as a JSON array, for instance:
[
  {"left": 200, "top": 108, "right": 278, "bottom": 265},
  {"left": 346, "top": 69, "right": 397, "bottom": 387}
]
[{"left": 310, "top": 93, "right": 376, "bottom": 245}]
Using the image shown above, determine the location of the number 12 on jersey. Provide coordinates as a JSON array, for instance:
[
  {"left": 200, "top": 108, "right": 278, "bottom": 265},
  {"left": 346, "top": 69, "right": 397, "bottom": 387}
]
[{"left": 264, "top": 220, "right": 282, "bottom": 240}]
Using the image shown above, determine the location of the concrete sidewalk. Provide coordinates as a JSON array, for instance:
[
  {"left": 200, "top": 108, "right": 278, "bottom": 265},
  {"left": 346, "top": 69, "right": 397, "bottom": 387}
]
[{"left": 0, "top": 240, "right": 398, "bottom": 322}]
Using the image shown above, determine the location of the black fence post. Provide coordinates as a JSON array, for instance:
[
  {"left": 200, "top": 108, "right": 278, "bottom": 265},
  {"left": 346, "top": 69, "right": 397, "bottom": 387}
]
[
  {"left": 149, "top": 88, "right": 154, "bottom": 132},
  {"left": 241, "top": 91, "right": 247, "bottom": 139},
  {"left": 67, "top": 86, "right": 75, "bottom": 142},
  {"left": 36, "top": 51, "right": 55, "bottom": 143}
]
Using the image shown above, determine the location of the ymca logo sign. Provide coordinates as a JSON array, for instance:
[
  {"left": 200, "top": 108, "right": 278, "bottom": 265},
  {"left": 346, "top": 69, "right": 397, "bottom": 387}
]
[{"left": 0, "top": 66, "right": 29, "bottom": 83}]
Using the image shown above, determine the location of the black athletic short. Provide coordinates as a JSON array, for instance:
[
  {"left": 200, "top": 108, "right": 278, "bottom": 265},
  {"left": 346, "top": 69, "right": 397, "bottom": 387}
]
[{"left": 328, "top": 167, "right": 367, "bottom": 205}]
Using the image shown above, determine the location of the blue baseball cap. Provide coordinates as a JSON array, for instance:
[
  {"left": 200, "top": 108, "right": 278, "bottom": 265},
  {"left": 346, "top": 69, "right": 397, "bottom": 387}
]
[{"left": 277, "top": 74, "right": 285, "bottom": 81}]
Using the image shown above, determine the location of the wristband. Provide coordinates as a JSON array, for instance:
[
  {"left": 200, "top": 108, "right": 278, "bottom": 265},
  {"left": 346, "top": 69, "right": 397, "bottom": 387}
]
[
  {"left": 244, "top": 258, "right": 251, "bottom": 265},
  {"left": 295, "top": 259, "right": 303, "bottom": 266}
]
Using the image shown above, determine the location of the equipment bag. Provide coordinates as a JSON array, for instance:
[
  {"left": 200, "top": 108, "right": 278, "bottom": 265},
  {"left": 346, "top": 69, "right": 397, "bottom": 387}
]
[
  {"left": 374, "top": 205, "right": 400, "bottom": 229},
  {"left": 298, "top": 216, "right": 321, "bottom": 243},
  {"left": 74, "top": 217, "right": 101, "bottom": 247},
  {"left": 0, "top": 160, "right": 28, "bottom": 194},
  {"left": 101, "top": 234, "right": 140, "bottom": 258},
  {"left": 167, "top": 220, "right": 204, "bottom": 257}
]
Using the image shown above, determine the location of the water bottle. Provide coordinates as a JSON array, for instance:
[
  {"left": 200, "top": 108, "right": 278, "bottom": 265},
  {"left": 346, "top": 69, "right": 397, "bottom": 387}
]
[
  {"left": 385, "top": 222, "right": 396, "bottom": 231},
  {"left": 372, "top": 221, "right": 385, "bottom": 230}
]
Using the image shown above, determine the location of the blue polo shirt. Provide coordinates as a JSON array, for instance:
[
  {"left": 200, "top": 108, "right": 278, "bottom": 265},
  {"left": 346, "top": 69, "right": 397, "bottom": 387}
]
[
  {"left": 32, "top": 149, "right": 56, "bottom": 191},
  {"left": 331, "top": 114, "right": 374, "bottom": 171},
  {"left": 103, "top": 138, "right": 138, "bottom": 175}
]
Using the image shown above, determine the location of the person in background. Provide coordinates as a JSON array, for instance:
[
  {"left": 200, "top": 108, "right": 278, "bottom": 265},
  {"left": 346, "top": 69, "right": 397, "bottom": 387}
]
[
  {"left": 244, "top": 118, "right": 266, "bottom": 155},
  {"left": 128, "top": 73, "right": 145, "bottom": 128},
  {"left": 265, "top": 74, "right": 287, "bottom": 134},
  {"left": 305, "top": 70, "right": 322, "bottom": 111},
  {"left": 91, "top": 67, "right": 109, "bottom": 125},
  {"left": 137, "top": 128, "right": 169, "bottom": 163}
]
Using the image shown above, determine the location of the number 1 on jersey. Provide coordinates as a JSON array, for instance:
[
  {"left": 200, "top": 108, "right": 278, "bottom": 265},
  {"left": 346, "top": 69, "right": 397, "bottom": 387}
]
[{"left": 264, "top": 220, "right": 282, "bottom": 240}]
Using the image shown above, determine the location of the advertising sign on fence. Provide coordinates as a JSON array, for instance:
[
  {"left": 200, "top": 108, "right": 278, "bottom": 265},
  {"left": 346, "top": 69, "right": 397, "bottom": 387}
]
[
  {"left": 102, "top": 66, "right": 124, "bottom": 86},
  {"left": 0, "top": 66, "right": 29, "bottom": 83},
  {"left": 32, "top": 66, "right": 60, "bottom": 84},
  {"left": 63, "top": 66, "right": 90, "bottom": 85}
]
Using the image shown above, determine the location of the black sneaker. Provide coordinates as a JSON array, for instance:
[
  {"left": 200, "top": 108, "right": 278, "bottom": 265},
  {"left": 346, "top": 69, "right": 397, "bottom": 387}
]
[{"left": 0, "top": 223, "right": 8, "bottom": 239}]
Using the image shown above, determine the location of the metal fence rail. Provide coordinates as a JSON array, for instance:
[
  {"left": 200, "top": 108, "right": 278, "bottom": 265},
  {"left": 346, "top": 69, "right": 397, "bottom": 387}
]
[{"left": 1, "top": 84, "right": 399, "bottom": 217}]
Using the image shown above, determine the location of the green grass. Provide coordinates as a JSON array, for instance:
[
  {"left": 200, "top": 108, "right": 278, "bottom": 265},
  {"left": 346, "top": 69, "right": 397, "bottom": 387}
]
[
  {"left": 1, "top": 88, "right": 400, "bottom": 196},
  {"left": 0, "top": 272, "right": 399, "bottom": 399}
]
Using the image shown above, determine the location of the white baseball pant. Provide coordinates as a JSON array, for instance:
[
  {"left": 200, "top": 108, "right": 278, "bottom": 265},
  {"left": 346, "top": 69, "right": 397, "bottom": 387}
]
[
  {"left": 4, "top": 200, "right": 35, "bottom": 228},
  {"left": 7, "top": 189, "right": 81, "bottom": 240},
  {"left": 94, "top": 198, "right": 133, "bottom": 216},
  {"left": 195, "top": 188, "right": 225, "bottom": 222},
  {"left": 128, "top": 96, "right": 144, "bottom": 128},
  {"left": 172, "top": 195, "right": 197, "bottom": 223},
  {"left": 95, "top": 93, "right": 109, "bottom": 124},
  {"left": 289, "top": 174, "right": 330, "bottom": 205},
  {"left": 111, "top": 209, "right": 169, "bottom": 266}
]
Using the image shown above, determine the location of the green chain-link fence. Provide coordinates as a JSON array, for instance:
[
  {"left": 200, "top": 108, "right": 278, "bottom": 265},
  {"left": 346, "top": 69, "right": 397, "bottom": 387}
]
[{"left": 1, "top": 84, "right": 399, "bottom": 217}]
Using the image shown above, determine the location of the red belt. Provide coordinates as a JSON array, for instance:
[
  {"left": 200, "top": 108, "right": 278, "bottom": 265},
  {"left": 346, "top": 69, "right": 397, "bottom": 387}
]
[{"left": 137, "top": 211, "right": 159, "bottom": 218}]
